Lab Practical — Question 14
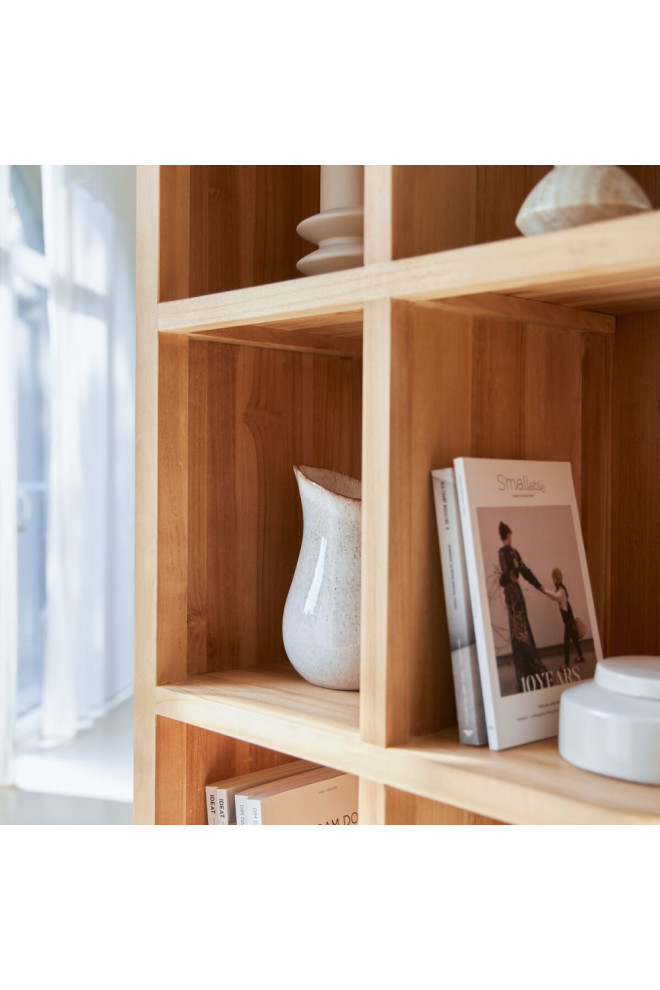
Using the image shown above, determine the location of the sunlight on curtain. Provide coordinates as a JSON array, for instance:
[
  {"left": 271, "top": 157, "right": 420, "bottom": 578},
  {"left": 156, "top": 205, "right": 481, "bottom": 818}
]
[
  {"left": 40, "top": 166, "right": 135, "bottom": 744},
  {"left": 0, "top": 166, "right": 19, "bottom": 783}
]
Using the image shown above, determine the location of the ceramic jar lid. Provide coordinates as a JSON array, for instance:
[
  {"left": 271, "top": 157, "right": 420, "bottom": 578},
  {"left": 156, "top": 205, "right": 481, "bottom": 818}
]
[{"left": 595, "top": 656, "right": 660, "bottom": 700}]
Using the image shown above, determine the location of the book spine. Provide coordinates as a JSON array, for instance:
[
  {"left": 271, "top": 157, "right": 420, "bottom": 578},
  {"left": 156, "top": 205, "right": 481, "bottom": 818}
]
[
  {"left": 215, "top": 790, "right": 228, "bottom": 825},
  {"left": 235, "top": 794, "right": 250, "bottom": 826},
  {"left": 453, "top": 462, "right": 499, "bottom": 750},
  {"left": 205, "top": 785, "right": 217, "bottom": 825},
  {"left": 432, "top": 470, "right": 488, "bottom": 746}
]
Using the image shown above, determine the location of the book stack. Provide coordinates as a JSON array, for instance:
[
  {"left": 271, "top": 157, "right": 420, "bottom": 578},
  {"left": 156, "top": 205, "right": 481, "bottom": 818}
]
[
  {"left": 206, "top": 761, "right": 359, "bottom": 825},
  {"left": 432, "top": 458, "right": 603, "bottom": 751}
]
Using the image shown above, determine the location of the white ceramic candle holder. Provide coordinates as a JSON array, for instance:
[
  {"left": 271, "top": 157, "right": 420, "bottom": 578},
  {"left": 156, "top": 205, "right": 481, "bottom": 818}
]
[{"left": 296, "top": 165, "right": 364, "bottom": 275}]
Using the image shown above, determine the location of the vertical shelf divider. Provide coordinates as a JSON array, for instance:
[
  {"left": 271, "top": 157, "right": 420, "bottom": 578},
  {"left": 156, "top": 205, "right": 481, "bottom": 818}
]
[{"left": 364, "top": 165, "right": 393, "bottom": 265}]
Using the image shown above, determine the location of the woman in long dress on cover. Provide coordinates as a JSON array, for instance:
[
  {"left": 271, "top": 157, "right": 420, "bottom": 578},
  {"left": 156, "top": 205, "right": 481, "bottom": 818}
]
[{"left": 497, "top": 522, "right": 549, "bottom": 692}]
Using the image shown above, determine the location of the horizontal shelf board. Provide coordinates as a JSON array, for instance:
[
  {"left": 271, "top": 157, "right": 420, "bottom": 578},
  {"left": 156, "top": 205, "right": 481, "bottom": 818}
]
[
  {"left": 154, "top": 669, "right": 660, "bottom": 824},
  {"left": 155, "top": 666, "right": 360, "bottom": 759},
  {"left": 381, "top": 732, "right": 660, "bottom": 825},
  {"left": 157, "top": 211, "right": 660, "bottom": 336},
  {"left": 424, "top": 292, "right": 616, "bottom": 334},
  {"left": 190, "top": 321, "right": 362, "bottom": 357}
]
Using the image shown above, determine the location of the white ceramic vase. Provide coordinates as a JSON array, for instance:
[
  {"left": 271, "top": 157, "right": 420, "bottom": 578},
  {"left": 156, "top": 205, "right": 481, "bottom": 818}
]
[
  {"left": 515, "top": 165, "right": 652, "bottom": 235},
  {"left": 282, "top": 465, "right": 361, "bottom": 691}
]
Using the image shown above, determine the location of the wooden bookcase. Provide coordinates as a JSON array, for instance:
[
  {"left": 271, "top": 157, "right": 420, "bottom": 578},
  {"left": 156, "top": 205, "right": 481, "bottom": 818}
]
[{"left": 134, "top": 165, "right": 660, "bottom": 825}]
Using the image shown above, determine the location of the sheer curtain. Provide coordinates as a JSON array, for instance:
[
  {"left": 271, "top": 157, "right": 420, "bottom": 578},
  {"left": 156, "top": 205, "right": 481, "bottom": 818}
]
[
  {"left": 39, "top": 166, "right": 136, "bottom": 744},
  {"left": 0, "top": 166, "right": 18, "bottom": 783}
]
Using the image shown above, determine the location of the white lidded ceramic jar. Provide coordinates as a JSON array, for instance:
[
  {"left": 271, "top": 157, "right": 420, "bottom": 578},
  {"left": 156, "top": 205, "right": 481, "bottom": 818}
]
[{"left": 282, "top": 465, "right": 361, "bottom": 691}]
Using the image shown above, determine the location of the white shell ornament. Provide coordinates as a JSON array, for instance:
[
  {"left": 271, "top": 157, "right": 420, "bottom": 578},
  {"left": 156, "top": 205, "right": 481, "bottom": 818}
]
[{"left": 516, "top": 165, "right": 652, "bottom": 236}]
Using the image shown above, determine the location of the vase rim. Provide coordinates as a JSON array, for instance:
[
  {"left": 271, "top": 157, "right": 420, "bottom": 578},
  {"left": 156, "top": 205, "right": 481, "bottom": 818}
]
[{"left": 294, "top": 464, "right": 361, "bottom": 502}]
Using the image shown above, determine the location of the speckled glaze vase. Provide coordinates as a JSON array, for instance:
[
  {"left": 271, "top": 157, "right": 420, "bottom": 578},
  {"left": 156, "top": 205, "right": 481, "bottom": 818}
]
[{"left": 282, "top": 465, "right": 361, "bottom": 691}]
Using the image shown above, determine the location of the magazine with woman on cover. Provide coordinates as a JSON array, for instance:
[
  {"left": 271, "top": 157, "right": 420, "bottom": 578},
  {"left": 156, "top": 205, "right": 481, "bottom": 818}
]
[{"left": 453, "top": 457, "right": 603, "bottom": 751}]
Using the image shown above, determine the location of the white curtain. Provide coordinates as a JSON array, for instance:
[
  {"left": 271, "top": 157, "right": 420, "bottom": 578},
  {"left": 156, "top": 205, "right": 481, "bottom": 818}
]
[
  {"left": 0, "top": 166, "right": 18, "bottom": 784},
  {"left": 40, "top": 166, "right": 136, "bottom": 743}
]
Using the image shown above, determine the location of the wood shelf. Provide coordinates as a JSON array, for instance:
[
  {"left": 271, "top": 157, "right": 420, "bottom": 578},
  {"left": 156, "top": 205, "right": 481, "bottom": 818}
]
[
  {"left": 157, "top": 210, "right": 660, "bottom": 340},
  {"left": 154, "top": 668, "right": 660, "bottom": 825},
  {"left": 155, "top": 666, "right": 359, "bottom": 751}
]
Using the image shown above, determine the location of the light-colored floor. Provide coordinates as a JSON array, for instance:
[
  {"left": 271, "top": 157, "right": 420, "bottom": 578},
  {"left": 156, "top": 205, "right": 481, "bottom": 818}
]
[
  {"left": 0, "top": 697, "right": 134, "bottom": 825},
  {"left": 0, "top": 787, "right": 133, "bottom": 825}
]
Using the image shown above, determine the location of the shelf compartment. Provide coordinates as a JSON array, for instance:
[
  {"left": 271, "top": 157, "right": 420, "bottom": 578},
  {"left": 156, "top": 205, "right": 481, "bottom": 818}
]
[
  {"left": 157, "top": 210, "right": 660, "bottom": 338},
  {"left": 154, "top": 716, "right": 321, "bottom": 825},
  {"left": 390, "top": 166, "right": 659, "bottom": 261},
  {"left": 360, "top": 293, "right": 614, "bottom": 751},
  {"left": 156, "top": 333, "right": 362, "bottom": 687},
  {"left": 391, "top": 165, "right": 553, "bottom": 258},
  {"left": 158, "top": 165, "right": 321, "bottom": 301}
]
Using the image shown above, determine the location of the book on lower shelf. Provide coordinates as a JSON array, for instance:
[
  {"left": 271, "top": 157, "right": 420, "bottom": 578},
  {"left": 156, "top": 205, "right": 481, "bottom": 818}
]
[
  {"left": 453, "top": 456, "right": 603, "bottom": 751},
  {"left": 206, "top": 760, "right": 318, "bottom": 825},
  {"left": 431, "top": 467, "right": 488, "bottom": 747},
  {"left": 236, "top": 766, "right": 359, "bottom": 826}
]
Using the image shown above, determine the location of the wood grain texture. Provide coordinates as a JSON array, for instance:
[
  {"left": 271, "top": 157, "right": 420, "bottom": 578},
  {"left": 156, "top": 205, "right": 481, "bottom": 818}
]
[
  {"left": 158, "top": 166, "right": 191, "bottom": 302},
  {"left": 358, "top": 778, "right": 387, "bottom": 825},
  {"left": 391, "top": 166, "right": 552, "bottom": 257},
  {"left": 158, "top": 166, "right": 321, "bottom": 301},
  {"left": 610, "top": 310, "right": 660, "bottom": 657},
  {"left": 384, "top": 788, "right": 504, "bottom": 825},
  {"left": 424, "top": 293, "right": 615, "bottom": 335},
  {"left": 187, "top": 340, "right": 362, "bottom": 675},
  {"left": 361, "top": 296, "right": 611, "bottom": 747},
  {"left": 620, "top": 166, "right": 660, "bottom": 209},
  {"left": 157, "top": 666, "right": 360, "bottom": 737},
  {"left": 190, "top": 324, "right": 362, "bottom": 357},
  {"left": 360, "top": 299, "right": 395, "bottom": 747},
  {"left": 157, "top": 334, "right": 191, "bottom": 684},
  {"left": 580, "top": 331, "right": 613, "bottom": 648},
  {"left": 202, "top": 166, "right": 320, "bottom": 294},
  {"left": 155, "top": 716, "right": 299, "bottom": 825},
  {"left": 357, "top": 780, "right": 502, "bottom": 825},
  {"left": 364, "top": 165, "right": 393, "bottom": 264}
]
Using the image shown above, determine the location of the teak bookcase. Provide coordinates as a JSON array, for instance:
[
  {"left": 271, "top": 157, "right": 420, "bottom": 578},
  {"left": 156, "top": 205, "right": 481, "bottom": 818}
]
[{"left": 135, "top": 166, "right": 660, "bottom": 825}]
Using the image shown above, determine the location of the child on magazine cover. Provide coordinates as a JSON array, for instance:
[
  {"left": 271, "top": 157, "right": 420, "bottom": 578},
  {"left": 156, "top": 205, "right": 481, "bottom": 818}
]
[{"left": 542, "top": 567, "right": 585, "bottom": 667}]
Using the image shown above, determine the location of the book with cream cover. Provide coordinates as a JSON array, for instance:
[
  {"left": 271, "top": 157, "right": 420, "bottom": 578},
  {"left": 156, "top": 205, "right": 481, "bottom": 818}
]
[
  {"left": 238, "top": 766, "right": 359, "bottom": 826},
  {"left": 206, "top": 760, "right": 318, "bottom": 825},
  {"left": 453, "top": 457, "right": 603, "bottom": 750}
]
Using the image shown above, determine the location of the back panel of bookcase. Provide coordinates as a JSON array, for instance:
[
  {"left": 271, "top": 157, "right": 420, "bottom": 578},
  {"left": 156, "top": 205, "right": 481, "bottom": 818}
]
[
  {"left": 371, "top": 297, "right": 614, "bottom": 745},
  {"left": 610, "top": 309, "right": 660, "bottom": 657},
  {"left": 156, "top": 334, "right": 363, "bottom": 685},
  {"left": 158, "top": 165, "right": 321, "bottom": 300}
]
